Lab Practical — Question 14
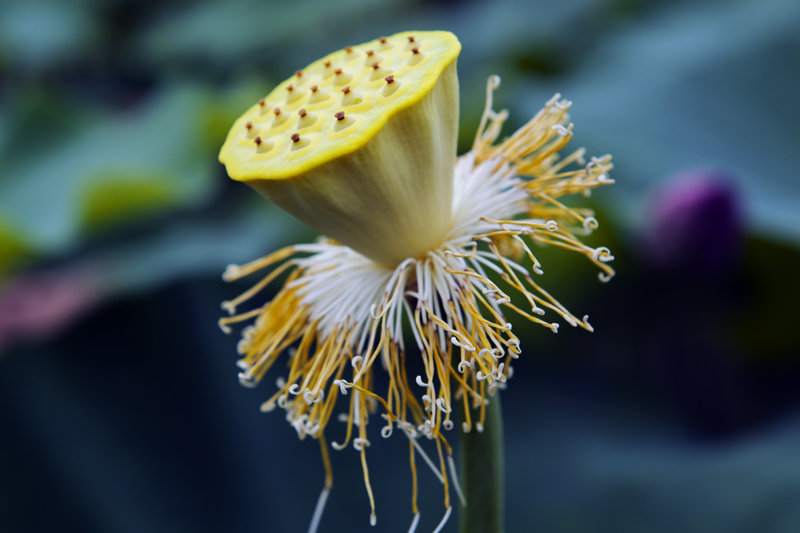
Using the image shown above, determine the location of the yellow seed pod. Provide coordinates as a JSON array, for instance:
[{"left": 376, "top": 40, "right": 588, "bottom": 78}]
[{"left": 219, "top": 31, "right": 461, "bottom": 267}]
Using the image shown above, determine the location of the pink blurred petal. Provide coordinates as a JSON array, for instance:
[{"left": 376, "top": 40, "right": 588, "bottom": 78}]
[{"left": 0, "top": 267, "right": 103, "bottom": 354}]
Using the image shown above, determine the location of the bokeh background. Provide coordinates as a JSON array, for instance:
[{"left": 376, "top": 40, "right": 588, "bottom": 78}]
[{"left": 2, "top": 0, "right": 799, "bottom": 531}]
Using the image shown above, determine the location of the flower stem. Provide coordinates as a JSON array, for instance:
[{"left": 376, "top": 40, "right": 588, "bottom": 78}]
[{"left": 459, "top": 394, "right": 504, "bottom": 533}]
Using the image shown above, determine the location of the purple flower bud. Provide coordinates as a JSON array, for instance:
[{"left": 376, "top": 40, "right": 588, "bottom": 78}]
[{"left": 643, "top": 169, "right": 743, "bottom": 275}]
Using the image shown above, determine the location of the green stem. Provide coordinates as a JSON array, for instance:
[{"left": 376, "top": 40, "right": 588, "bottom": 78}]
[{"left": 459, "top": 394, "right": 504, "bottom": 533}]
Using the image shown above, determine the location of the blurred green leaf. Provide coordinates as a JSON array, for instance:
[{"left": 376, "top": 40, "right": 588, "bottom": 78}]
[
  {"left": 0, "top": 218, "right": 33, "bottom": 278},
  {"left": 0, "top": 83, "right": 247, "bottom": 273},
  {"left": 0, "top": 0, "right": 101, "bottom": 73}
]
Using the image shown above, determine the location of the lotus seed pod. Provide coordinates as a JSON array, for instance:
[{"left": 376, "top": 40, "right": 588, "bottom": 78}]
[{"left": 219, "top": 31, "right": 461, "bottom": 266}]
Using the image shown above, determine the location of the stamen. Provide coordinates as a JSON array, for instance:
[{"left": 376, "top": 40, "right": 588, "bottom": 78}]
[
  {"left": 432, "top": 507, "right": 452, "bottom": 533},
  {"left": 307, "top": 487, "right": 329, "bottom": 533},
  {"left": 408, "top": 513, "right": 420, "bottom": 533}
]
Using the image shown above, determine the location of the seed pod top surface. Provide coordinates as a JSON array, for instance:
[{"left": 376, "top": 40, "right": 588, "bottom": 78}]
[{"left": 219, "top": 30, "right": 461, "bottom": 182}]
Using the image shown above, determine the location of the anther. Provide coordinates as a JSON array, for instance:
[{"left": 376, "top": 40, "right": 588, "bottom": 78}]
[
  {"left": 366, "top": 50, "right": 374, "bottom": 57},
  {"left": 291, "top": 133, "right": 300, "bottom": 143},
  {"left": 245, "top": 121, "right": 252, "bottom": 130},
  {"left": 411, "top": 47, "right": 420, "bottom": 54},
  {"left": 324, "top": 61, "right": 331, "bottom": 68},
  {"left": 310, "top": 85, "right": 318, "bottom": 93},
  {"left": 379, "top": 37, "right": 387, "bottom": 44},
  {"left": 385, "top": 75, "right": 395, "bottom": 84},
  {"left": 345, "top": 46, "right": 353, "bottom": 54},
  {"left": 295, "top": 70, "right": 303, "bottom": 78},
  {"left": 334, "top": 68, "right": 342, "bottom": 75},
  {"left": 258, "top": 98, "right": 266, "bottom": 108},
  {"left": 342, "top": 86, "right": 351, "bottom": 94},
  {"left": 335, "top": 111, "right": 345, "bottom": 121},
  {"left": 298, "top": 108, "right": 307, "bottom": 118},
  {"left": 254, "top": 136, "right": 262, "bottom": 146},
  {"left": 273, "top": 107, "right": 281, "bottom": 116},
  {"left": 371, "top": 62, "right": 380, "bottom": 70},
  {"left": 408, "top": 36, "right": 415, "bottom": 43},
  {"left": 286, "top": 84, "right": 294, "bottom": 92}
]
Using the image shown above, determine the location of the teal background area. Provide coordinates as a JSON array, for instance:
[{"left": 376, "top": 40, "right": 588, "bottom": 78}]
[{"left": 2, "top": 0, "right": 799, "bottom": 531}]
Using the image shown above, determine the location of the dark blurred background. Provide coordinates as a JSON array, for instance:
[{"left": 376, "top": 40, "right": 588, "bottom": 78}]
[{"left": 2, "top": 0, "right": 799, "bottom": 531}]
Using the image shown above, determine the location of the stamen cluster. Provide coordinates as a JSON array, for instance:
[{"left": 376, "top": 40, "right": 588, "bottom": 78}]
[{"left": 220, "top": 76, "right": 614, "bottom": 531}]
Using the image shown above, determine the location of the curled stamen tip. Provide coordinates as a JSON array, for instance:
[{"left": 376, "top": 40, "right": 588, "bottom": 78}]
[
  {"left": 238, "top": 373, "right": 257, "bottom": 388},
  {"left": 550, "top": 323, "right": 560, "bottom": 333},
  {"left": 353, "top": 437, "right": 371, "bottom": 451},
  {"left": 583, "top": 216, "right": 599, "bottom": 231},
  {"left": 599, "top": 271, "right": 615, "bottom": 283},
  {"left": 217, "top": 320, "right": 232, "bottom": 334},
  {"left": 488, "top": 74, "right": 501, "bottom": 88},
  {"left": 222, "top": 264, "right": 240, "bottom": 280},
  {"left": 546, "top": 220, "right": 559, "bottom": 231},
  {"left": 552, "top": 124, "right": 570, "bottom": 137},
  {"left": 593, "top": 247, "right": 615, "bottom": 262},
  {"left": 370, "top": 513, "right": 377, "bottom": 526}
]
